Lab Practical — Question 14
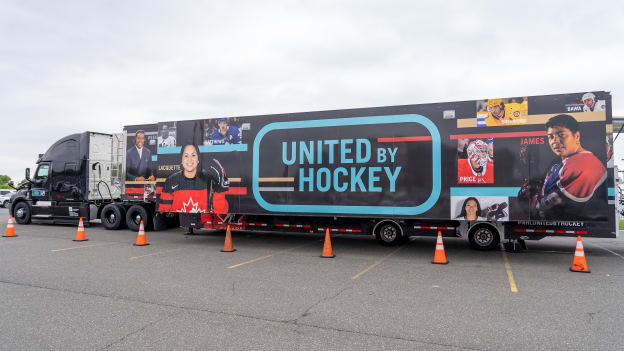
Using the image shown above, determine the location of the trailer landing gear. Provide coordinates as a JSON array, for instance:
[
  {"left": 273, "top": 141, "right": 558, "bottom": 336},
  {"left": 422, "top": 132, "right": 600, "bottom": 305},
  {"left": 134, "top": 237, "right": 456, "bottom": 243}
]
[{"left": 503, "top": 239, "right": 527, "bottom": 252}]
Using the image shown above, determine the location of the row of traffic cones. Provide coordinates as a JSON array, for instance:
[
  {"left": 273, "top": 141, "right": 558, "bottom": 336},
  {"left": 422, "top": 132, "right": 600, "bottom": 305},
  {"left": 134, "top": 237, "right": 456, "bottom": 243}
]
[
  {"left": 74, "top": 217, "right": 150, "bottom": 246},
  {"left": 1, "top": 216, "right": 150, "bottom": 246},
  {"left": 218, "top": 228, "right": 592, "bottom": 273},
  {"left": 2, "top": 216, "right": 593, "bottom": 272},
  {"left": 428, "top": 232, "right": 591, "bottom": 272}
]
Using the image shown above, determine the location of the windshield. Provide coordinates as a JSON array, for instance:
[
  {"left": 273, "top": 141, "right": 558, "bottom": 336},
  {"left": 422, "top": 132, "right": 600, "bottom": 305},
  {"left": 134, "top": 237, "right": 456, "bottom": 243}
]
[{"left": 35, "top": 164, "right": 50, "bottom": 179}]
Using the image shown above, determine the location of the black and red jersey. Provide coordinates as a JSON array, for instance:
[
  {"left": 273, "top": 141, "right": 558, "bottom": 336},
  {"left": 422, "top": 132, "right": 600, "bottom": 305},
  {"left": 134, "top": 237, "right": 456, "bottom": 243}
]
[
  {"left": 158, "top": 159, "right": 230, "bottom": 214},
  {"left": 159, "top": 171, "right": 212, "bottom": 213}
]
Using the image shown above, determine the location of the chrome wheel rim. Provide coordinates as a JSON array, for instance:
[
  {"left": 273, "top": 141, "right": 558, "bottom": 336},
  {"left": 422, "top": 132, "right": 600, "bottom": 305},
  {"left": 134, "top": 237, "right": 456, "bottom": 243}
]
[
  {"left": 380, "top": 225, "right": 397, "bottom": 242},
  {"left": 475, "top": 228, "right": 494, "bottom": 246}
]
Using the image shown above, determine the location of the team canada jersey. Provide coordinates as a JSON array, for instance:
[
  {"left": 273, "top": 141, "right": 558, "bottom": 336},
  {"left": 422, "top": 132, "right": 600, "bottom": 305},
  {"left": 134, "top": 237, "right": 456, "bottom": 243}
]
[
  {"left": 158, "top": 165, "right": 229, "bottom": 214},
  {"left": 159, "top": 172, "right": 211, "bottom": 213},
  {"left": 457, "top": 159, "right": 494, "bottom": 184},
  {"left": 537, "top": 151, "right": 606, "bottom": 219}
]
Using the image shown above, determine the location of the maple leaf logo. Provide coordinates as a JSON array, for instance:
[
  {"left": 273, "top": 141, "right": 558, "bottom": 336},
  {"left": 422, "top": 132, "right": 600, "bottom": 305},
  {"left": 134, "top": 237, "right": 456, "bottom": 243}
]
[{"left": 180, "top": 197, "right": 205, "bottom": 213}]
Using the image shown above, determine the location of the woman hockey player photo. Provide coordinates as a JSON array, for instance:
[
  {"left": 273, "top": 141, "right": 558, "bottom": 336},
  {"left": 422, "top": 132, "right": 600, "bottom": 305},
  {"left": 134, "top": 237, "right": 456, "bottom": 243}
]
[{"left": 158, "top": 144, "right": 230, "bottom": 214}]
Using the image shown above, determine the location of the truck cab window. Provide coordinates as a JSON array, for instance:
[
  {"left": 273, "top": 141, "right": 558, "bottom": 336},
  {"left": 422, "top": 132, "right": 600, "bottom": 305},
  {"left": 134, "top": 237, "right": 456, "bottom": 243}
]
[{"left": 35, "top": 164, "right": 50, "bottom": 179}]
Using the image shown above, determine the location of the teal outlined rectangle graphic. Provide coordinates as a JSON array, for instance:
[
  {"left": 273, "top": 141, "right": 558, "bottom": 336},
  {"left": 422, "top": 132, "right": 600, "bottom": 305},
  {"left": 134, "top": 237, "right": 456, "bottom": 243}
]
[{"left": 252, "top": 114, "right": 441, "bottom": 215}]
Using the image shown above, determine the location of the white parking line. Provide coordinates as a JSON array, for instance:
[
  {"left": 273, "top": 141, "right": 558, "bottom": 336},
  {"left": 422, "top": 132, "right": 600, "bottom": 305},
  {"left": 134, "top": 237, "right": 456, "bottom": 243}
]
[
  {"left": 129, "top": 248, "right": 185, "bottom": 260},
  {"left": 51, "top": 242, "right": 118, "bottom": 252},
  {"left": 352, "top": 247, "right": 404, "bottom": 280}
]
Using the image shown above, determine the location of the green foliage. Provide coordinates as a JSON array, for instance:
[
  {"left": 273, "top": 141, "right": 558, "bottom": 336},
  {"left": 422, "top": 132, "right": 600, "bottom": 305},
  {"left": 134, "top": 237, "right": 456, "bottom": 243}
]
[
  {"left": 0, "top": 184, "right": 12, "bottom": 189},
  {"left": 0, "top": 174, "right": 10, "bottom": 185}
]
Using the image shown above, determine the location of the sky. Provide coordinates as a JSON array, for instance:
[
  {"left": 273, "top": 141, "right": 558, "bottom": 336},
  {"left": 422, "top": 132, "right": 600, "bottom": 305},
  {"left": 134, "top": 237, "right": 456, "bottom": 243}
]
[{"left": 1, "top": 0, "right": 624, "bottom": 183}]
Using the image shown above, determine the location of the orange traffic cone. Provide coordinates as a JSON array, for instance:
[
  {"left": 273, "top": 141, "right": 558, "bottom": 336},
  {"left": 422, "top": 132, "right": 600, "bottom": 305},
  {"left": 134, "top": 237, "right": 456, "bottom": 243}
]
[
  {"left": 432, "top": 231, "right": 448, "bottom": 264},
  {"left": 3, "top": 215, "right": 17, "bottom": 237},
  {"left": 73, "top": 217, "right": 88, "bottom": 241},
  {"left": 570, "top": 236, "right": 590, "bottom": 273},
  {"left": 320, "top": 228, "right": 335, "bottom": 258},
  {"left": 133, "top": 221, "right": 149, "bottom": 246},
  {"left": 221, "top": 225, "right": 236, "bottom": 252}
]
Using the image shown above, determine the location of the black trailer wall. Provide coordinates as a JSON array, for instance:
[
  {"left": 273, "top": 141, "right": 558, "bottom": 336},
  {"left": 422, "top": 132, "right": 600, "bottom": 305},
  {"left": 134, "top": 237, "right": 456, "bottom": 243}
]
[{"left": 124, "top": 91, "right": 614, "bottom": 225}]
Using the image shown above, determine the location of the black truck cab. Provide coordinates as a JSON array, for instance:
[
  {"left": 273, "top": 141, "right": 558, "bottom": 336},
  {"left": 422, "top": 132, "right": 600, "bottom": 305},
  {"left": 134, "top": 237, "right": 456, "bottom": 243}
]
[{"left": 11, "top": 133, "right": 92, "bottom": 225}]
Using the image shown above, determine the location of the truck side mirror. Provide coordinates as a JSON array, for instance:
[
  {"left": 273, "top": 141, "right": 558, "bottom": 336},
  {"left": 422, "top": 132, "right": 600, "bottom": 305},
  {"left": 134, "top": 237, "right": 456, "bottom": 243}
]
[
  {"left": 25, "top": 168, "right": 30, "bottom": 180},
  {"left": 7, "top": 181, "right": 14, "bottom": 188}
]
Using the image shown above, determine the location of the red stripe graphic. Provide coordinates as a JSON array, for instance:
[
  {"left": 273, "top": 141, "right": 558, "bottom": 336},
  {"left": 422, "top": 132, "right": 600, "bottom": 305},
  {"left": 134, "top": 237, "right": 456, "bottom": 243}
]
[
  {"left": 225, "top": 187, "right": 247, "bottom": 196},
  {"left": 450, "top": 131, "right": 547, "bottom": 140},
  {"left": 125, "top": 188, "right": 144, "bottom": 194},
  {"left": 377, "top": 136, "right": 432, "bottom": 142}
]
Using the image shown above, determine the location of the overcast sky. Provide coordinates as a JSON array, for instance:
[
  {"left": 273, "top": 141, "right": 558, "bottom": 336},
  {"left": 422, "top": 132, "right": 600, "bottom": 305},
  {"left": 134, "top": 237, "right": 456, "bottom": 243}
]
[{"left": 1, "top": 0, "right": 624, "bottom": 183}]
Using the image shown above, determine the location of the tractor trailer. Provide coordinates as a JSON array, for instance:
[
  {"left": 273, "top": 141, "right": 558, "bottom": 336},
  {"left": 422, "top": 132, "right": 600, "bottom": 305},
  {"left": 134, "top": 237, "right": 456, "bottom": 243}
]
[{"left": 9, "top": 91, "right": 617, "bottom": 250}]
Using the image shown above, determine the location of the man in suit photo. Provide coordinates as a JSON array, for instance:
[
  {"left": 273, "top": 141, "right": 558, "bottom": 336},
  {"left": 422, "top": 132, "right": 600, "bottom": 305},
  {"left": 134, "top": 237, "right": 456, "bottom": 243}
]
[{"left": 126, "top": 130, "right": 155, "bottom": 181}]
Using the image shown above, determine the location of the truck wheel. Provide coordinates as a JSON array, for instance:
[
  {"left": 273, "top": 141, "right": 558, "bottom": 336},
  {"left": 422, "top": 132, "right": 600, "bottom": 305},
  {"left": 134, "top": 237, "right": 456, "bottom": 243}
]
[
  {"left": 374, "top": 221, "right": 404, "bottom": 246},
  {"left": 468, "top": 224, "right": 500, "bottom": 251},
  {"left": 13, "top": 202, "right": 32, "bottom": 225},
  {"left": 101, "top": 204, "right": 126, "bottom": 230},
  {"left": 126, "top": 205, "right": 152, "bottom": 231}
]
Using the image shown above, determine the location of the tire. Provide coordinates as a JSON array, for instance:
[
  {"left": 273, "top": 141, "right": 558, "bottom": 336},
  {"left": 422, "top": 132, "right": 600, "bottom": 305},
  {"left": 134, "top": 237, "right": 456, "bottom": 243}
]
[
  {"left": 2, "top": 200, "right": 8, "bottom": 208},
  {"left": 152, "top": 212, "right": 167, "bottom": 231},
  {"left": 101, "top": 204, "right": 126, "bottom": 230},
  {"left": 13, "top": 202, "right": 32, "bottom": 225},
  {"left": 468, "top": 224, "right": 500, "bottom": 251},
  {"left": 126, "top": 204, "right": 152, "bottom": 231},
  {"left": 374, "top": 221, "right": 404, "bottom": 246}
]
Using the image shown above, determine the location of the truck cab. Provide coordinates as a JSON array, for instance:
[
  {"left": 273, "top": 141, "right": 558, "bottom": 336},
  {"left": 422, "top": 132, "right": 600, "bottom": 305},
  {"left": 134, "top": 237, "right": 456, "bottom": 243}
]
[{"left": 10, "top": 132, "right": 122, "bottom": 225}]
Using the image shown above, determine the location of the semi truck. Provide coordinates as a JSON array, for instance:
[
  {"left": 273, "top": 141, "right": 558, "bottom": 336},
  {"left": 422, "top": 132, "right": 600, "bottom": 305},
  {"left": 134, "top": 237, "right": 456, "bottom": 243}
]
[{"left": 9, "top": 91, "right": 617, "bottom": 250}]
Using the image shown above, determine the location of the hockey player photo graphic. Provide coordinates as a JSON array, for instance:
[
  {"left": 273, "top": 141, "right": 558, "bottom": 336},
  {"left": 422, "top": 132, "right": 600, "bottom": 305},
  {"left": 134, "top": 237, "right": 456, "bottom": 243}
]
[
  {"left": 158, "top": 144, "right": 230, "bottom": 214},
  {"left": 158, "top": 123, "right": 177, "bottom": 148},
  {"left": 518, "top": 114, "right": 607, "bottom": 220},
  {"left": 476, "top": 97, "right": 528, "bottom": 127},
  {"left": 581, "top": 92, "right": 606, "bottom": 112},
  {"left": 209, "top": 118, "right": 242, "bottom": 145},
  {"left": 454, "top": 197, "right": 487, "bottom": 221},
  {"left": 451, "top": 196, "right": 509, "bottom": 242},
  {"left": 457, "top": 139, "right": 494, "bottom": 184}
]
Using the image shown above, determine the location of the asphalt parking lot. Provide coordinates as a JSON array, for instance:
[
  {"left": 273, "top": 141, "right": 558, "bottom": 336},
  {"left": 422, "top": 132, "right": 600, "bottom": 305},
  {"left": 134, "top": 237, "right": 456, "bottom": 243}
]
[{"left": 0, "top": 207, "right": 622, "bottom": 351}]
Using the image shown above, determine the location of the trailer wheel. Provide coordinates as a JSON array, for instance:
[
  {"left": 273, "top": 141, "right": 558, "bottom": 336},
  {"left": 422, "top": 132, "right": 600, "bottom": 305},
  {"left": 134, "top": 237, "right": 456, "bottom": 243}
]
[
  {"left": 101, "top": 204, "right": 126, "bottom": 230},
  {"left": 126, "top": 205, "right": 152, "bottom": 231},
  {"left": 374, "top": 221, "right": 404, "bottom": 246},
  {"left": 468, "top": 224, "right": 500, "bottom": 251},
  {"left": 13, "top": 202, "right": 31, "bottom": 225}
]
